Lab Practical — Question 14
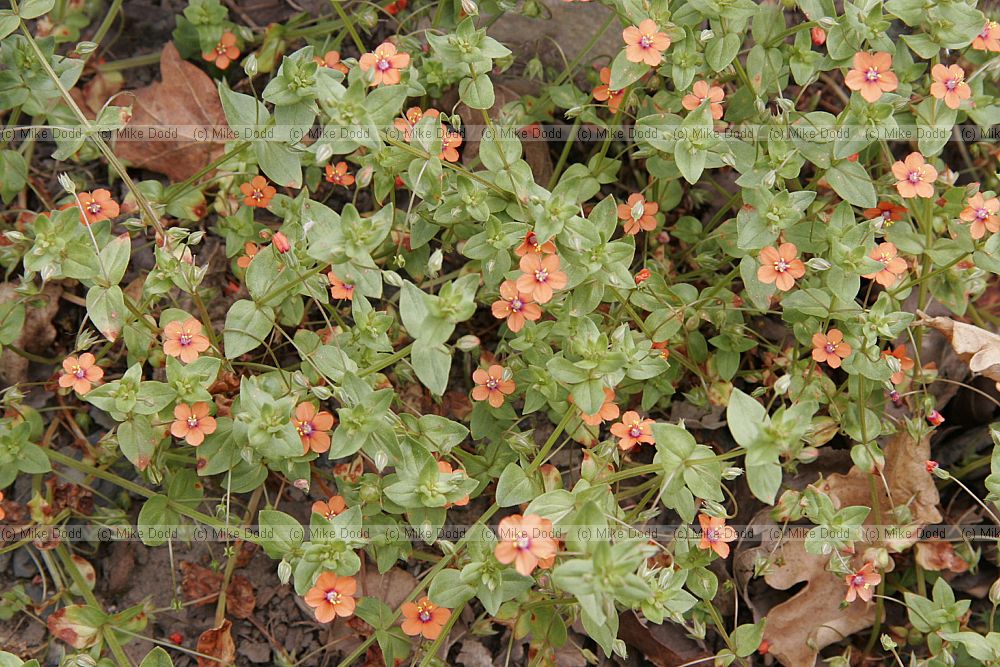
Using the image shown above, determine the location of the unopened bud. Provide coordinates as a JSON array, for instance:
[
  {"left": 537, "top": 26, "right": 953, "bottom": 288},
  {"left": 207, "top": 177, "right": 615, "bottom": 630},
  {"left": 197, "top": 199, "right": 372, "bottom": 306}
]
[
  {"left": 700, "top": 29, "right": 714, "bottom": 42},
  {"left": 272, "top": 231, "right": 291, "bottom": 253},
  {"left": 455, "top": 334, "right": 480, "bottom": 351},
  {"left": 989, "top": 578, "right": 1000, "bottom": 605},
  {"left": 243, "top": 53, "right": 258, "bottom": 77},
  {"left": 277, "top": 559, "right": 292, "bottom": 584},
  {"left": 75, "top": 41, "right": 98, "bottom": 54},
  {"left": 315, "top": 143, "right": 334, "bottom": 165},
  {"left": 461, "top": 0, "right": 479, "bottom": 15},
  {"left": 428, "top": 248, "right": 443, "bottom": 275},
  {"left": 806, "top": 257, "right": 831, "bottom": 271},
  {"left": 721, "top": 467, "right": 743, "bottom": 480}
]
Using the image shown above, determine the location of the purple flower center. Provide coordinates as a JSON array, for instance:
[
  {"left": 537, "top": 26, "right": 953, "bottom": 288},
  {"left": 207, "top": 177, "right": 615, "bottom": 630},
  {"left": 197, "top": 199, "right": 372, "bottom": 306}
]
[
  {"left": 179, "top": 333, "right": 193, "bottom": 346},
  {"left": 187, "top": 417, "right": 199, "bottom": 428},
  {"left": 629, "top": 426, "right": 642, "bottom": 438},
  {"left": 516, "top": 535, "right": 531, "bottom": 549},
  {"left": 419, "top": 610, "right": 432, "bottom": 622},
  {"left": 376, "top": 57, "right": 391, "bottom": 71},
  {"left": 945, "top": 78, "right": 958, "bottom": 91},
  {"left": 510, "top": 298, "right": 523, "bottom": 311},
  {"left": 774, "top": 259, "right": 789, "bottom": 273},
  {"left": 486, "top": 378, "right": 499, "bottom": 390},
  {"left": 908, "top": 171, "right": 921, "bottom": 183},
  {"left": 534, "top": 269, "right": 549, "bottom": 283},
  {"left": 824, "top": 343, "right": 837, "bottom": 354},
  {"left": 976, "top": 207, "right": 989, "bottom": 220},
  {"left": 639, "top": 35, "right": 652, "bottom": 48},
  {"left": 865, "top": 68, "right": 880, "bottom": 82},
  {"left": 325, "top": 590, "right": 341, "bottom": 604},
  {"left": 73, "top": 366, "right": 86, "bottom": 379}
]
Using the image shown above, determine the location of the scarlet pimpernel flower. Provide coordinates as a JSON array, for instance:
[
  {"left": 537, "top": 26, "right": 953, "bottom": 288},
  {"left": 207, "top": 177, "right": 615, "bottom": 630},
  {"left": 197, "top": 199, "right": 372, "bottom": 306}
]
[
  {"left": 617, "top": 193, "right": 658, "bottom": 235},
  {"left": 862, "top": 242, "right": 907, "bottom": 287},
  {"left": 698, "top": 514, "right": 736, "bottom": 558},
  {"left": 623, "top": 19, "right": 670, "bottom": 66},
  {"left": 960, "top": 192, "right": 1000, "bottom": 239},
  {"left": 59, "top": 354, "right": 103, "bottom": 394},
  {"left": 610, "top": 411, "right": 655, "bottom": 451},
  {"left": 305, "top": 573, "right": 356, "bottom": 622},
  {"left": 681, "top": 80, "right": 725, "bottom": 120},
  {"left": 359, "top": 41, "right": 410, "bottom": 86},
  {"left": 472, "top": 365, "right": 515, "bottom": 408},
  {"left": 757, "top": 243, "right": 805, "bottom": 292},
  {"left": 293, "top": 402, "right": 335, "bottom": 454},
  {"left": 491, "top": 280, "right": 541, "bottom": 333},
  {"left": 401, "top": 597, "right": 450, "bottom": 639},
  {"left": 163, "top": 318, "right": 210, "bottom": 363},
  {"left": 171, "top": 402, "right": 217, "bottom": 446},
  {"left": 592, "top": 67, "right": 624, "bottom": 114},
  {"left": 844, "top": 562, "right": 880, "bottom": 603},
  {"left": 845, "top": 51, "right": 897, "bottom": 103},
  {"left": 241, "top": 176, "right": 276, "bottom": 208},
  {"left": 892, "top": 152, "right": 937, "bottom": 199},
  {"left": 494, "top": 514, "right": 558, "bottom": 576},
  {"left": 203, "top": 31, "right": 239, "bottom": 69},
  {"left": 811, "top": 329, "right": 852, "bottom": 369},
  {"left": 516, "top": 253, "right": 567, "bottom": 304}
]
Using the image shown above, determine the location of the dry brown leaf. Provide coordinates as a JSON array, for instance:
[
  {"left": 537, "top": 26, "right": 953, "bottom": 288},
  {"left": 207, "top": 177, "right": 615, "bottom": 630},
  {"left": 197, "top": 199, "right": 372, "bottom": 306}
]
[
  {"left": 0, "top": 282, "right": 61, "bottom": 387},
  {"left": 196, "top": 619, "right": 236, "bottom": 667},
  {"left": 179, "top": 561, "right": 256, "bottom": 619},
  {"left": 916, "top": 310, "right": 1000, "bottom": 390},
  {"left": 762, "top": 431, "right": 941, "bottom": 666},
  {"left": 114, "top": 43, "right": 231, "bottom": 181},
  {"left": 69, "top": 70, "right": 125, "bottom": 119}
]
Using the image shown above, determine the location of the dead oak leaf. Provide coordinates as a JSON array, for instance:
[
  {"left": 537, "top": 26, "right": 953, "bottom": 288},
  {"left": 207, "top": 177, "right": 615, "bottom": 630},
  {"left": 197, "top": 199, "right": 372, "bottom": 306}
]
[
  {"left": 916, "top": 310, "right": 1000, "bottom": 391},
  {"left": 196, "top": 619, "right": 236, "bottom": 667},
  {"left": 114, "top": 43, "right": 232, "bottom": 181},
  {"left": 179, "top": 561, "right": 256, "bottom": 620}
]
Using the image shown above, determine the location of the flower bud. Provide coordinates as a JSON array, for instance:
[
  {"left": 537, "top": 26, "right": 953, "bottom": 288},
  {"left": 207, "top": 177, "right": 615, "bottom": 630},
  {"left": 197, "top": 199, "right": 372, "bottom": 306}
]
[
  {"left": 428, "top": 248, "right": 443, "bottom": 275},
  {"left": 455, "top": 334, "right": 480, "bottom": 351},
  {"left": 989, "top": 578, "right": 1000, "bottom": 605},
  {"left": 243, "top": 53, "right": 259, "bottom": 77},
  {"left": 277, "top": 559, "right": 292, "bottom": 584},
  {"left": 810, "top": 27, "right": 826, "bottom": 46},
  {"left": 721, "top": 467, "right": 743, "bottom": 480},
  {"left": 315, "top": 143, "right": 334, "bottom": 165},
  {"left": 75, "top": 41, "right": 98, "bottom": 54},
  {"left": 700, "top": 29, "right": 714, "bottom": 42},
  {"left": 461, "top": 0, "right": 479, "bottom": 15},
  {"left": 806, "top": 257, "right": 831, "bottom": 271},
  {"left": 774, "top": 374, "right": 791, "bottom": 395},
  {"left": 272, "top": 231, "right": 291, "bottom": 253}
]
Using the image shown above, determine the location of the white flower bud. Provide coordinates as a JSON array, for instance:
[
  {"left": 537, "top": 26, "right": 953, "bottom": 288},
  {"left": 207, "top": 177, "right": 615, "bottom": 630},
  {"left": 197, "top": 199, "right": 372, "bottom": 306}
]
[
  {"left": 455, "top": 335, "right": 480, "bottom": 351},
  {"left": 806, "top": 257, "right": 831, "bottom": 271},
  {"left": 243, "top": 54, "right": 258, "bottom": 77},
  {"left": 461, "top": 0, "right": 479, "bottom": 15},
  {"left": 315, "top": 143, "right": 334, "bottom": 165},
  {"left": 75, "top": 41, "right": 98, "bottom": 55},
  {"left": 277, "top": 559, "right": 292, "bottom": 584},
  {"left": 57, "top": 173, "right": 76, "bottom": 194}
]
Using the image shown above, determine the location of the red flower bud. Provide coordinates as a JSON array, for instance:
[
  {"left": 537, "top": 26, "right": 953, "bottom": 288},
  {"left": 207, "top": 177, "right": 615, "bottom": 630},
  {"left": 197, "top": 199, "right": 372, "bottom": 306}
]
[
  {"left": 634, "top": 268, "right": 652, "bottom": 284},
  {"left": 810, "top": 27, "right": 826, "bottom": 46},
  {"left": 272, "top": 231, "right": 291, "bottom": 254}
]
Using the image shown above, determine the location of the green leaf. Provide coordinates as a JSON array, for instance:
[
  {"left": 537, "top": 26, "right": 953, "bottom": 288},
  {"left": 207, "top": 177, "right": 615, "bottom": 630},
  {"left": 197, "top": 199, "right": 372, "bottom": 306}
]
[
  {"left": 824, "top": 160, "right": 876, "bottom": 208},
  {"left": 100, "top": 233, "right": 131, "bottom": 285},
  {"left": 18, "top": 0, "right": 55, "bottom": 19},
  {"left": 731, "top": 621, "right": 766, "bottom": 658},
  {"left": 496, "top": 463, "right": 538, "bottom": 507},
  {"left": 726, "top": 388, "right": 766, "bottom": 448},
  {"left": 224, "top": 300, "right": 275, "bottom": 358},
  {"left": 254, "top": 141, "right": 302, "bottom": 188},
  {"left": 609, "top": 49, "right": 649, "bottom": 91},
  {"left": 428, "top": 569, "right": 476, "bottom": 607},
  {"left": 86, "top": 285, "right": 126, "bottom": 341},
  {"left": 136, "top": 495, "right": 178, "bottom": 547},
  {"left": 706, "top": 32, "right": 741, "bottom": 72},
  {"left": 459, "top": 76, "right": 495, "bottom": 110},
  {"left": 258, "top": 510, "right": 304, "bottom": 559},
  {"left": 411, "top": 341, "right": 451, "bottom": 395},
  {"left": 139, "top": 647, "right": 174, "bottom": 667},
  {"left": 0, "top": 301, "right": 25, "bottom": 346},
  {"left": 0, "top": 15, "right": 20, "bottom": 40}
]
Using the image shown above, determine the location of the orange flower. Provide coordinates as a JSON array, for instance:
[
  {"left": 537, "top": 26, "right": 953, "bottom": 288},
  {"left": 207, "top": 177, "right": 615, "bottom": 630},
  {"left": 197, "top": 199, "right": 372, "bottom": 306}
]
[
  {"left": 0, "top": 491, "right": 5, "bottom": 522},
  {"left": 400, "top": 597, "right": 450, "bottom": 640},
  {"left": 844, "top": 562, "right": 880, "bottom": 603},
  {"left": 929, "top": 64, "right": 970, "bottom": 110},
  {"left": 698, "top": 514, "right": 736, "bottom": 559},
  {"left": 892, "top": 152, "right": 937, "bottom": 199},
  {"left": 358, "top": 41, "right": 410, "bottom": 86},
  {"left": 811, "top": 329, "right": 852, "bottom": 369},
  {"left": 471, "top": 365, "right": 515, "bottom": 408},
  {"left": 325, "top": 162, "right": 355, "bottom": 187},
  {"left": 862, "top": 242, "right": 907, "bottom": 287},
  {"left": 170, "top": 402, "right": 217, "bottom": 446},
  {"left": 315, "top": 50, "right": 349, "bottom": 74},
  {"left": 973, "top": 21, "right": 1000, "bottom": 51},
  {"left": 960, "top": 192, "right": 1000, "bottom": 239},
  {"left": 579, "top": 388, "right": 620, "bottom": 426},
  {"left": 491, "top": 280, "right": 541, "bottom": 333},
  {"left": 393, "top": 107, "right": 440, "bottom": 142},
  {"left": 844, "top": 51, "right": 898, "bottom": 103},
  {"left": 440, "top": 129, "right": 462, "bottom": 163},
  {"left": 438, "top": 461, "right": 469, "bottom": 507},
  {"left": 882, "top": 345, "right": 914, "bottom": 385},
  {"left": 617, "top": 193, "right": 659, "bottom": 235},
  {"left": 622, "top": 19, "right": 670, "bottom": 67},
  {"left": 610, "top": 411, "right": 655, "bottom": 451},
  {"left": 514, "top": 231, "right": 556, "bottom": 257},
  {"left": 304, "top": 573, "right": 357, "bottom": 622},
  {"left": 75, "top": 189, "right": 120, "bottom": 225},
  {"left": 634, "top": 268, "right": 652, "bottom": 285},
  {"left": 240, "top": 176, "right": 277, "bottom": 208},
  {"left": 162, "top": 317, "right": 210, "bottom": 363},
  {"left": 312, "top": 495, "right": 347, "bottom": 519},
  {"left": 651, "top": 340, "right": 670, "bottom": 361},
  {"left": 863, "top": 201, "right": 906, "bottom": 225},
  {"left": 494, "top": 514, "right": 558, "bottom": 576},
  {"left": 293, "top": 402, "right": 336, "bottom": 454},
  {"left": 516, "top": 253, "right": 567, "bottom": 304},
  {"left": 681, "top": 80, "right": 725, "bottom": 120},
  {"left": 756, "top": 243, "right": 805, "bottom": 291},
  {"left": 327, "top": 272, "right": 354, "bottom": 300},
  {"left": 202, "top": 31, "right": 239, "bottom": 69},
  {"left": 58, "top": 353, "right": 103, "bottom": 394},
  {"left": 237, "top": 242, "right": 258, "bottom": 269},
  {"left": 592, "top": 67, "right": 624, "bottom": 114}
]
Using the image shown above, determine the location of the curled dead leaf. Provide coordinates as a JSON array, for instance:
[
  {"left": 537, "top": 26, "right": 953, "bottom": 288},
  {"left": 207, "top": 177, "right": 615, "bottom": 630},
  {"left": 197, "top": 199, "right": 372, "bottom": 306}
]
[
  {"left": 916, "top": 310, "right": 1000, "bottom": 390},
  {"left": 915, "top": 541, "right": 969, "bottom": 573},
  {"left": 762, "top": 431, "right": 941, "bottom": 666},
  {"left": 196, "top": 619, "right": 236, "bottom": 667}
]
